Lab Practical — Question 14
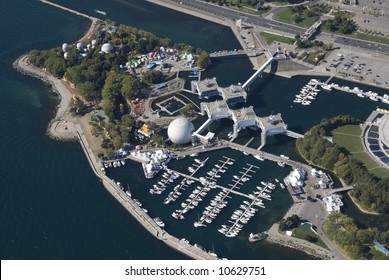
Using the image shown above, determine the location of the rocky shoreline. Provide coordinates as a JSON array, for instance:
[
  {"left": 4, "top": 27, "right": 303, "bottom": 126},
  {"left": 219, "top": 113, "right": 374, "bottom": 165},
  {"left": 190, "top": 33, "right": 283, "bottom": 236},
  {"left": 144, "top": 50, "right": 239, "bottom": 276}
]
[{"left": 13, "top": 55, "right": 78, "bottom": 141}]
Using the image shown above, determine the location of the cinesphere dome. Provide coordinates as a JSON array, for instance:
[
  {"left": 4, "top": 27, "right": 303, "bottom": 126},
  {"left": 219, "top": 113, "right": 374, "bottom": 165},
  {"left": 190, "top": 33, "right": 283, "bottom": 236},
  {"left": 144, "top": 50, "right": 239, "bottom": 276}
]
[
  {"left": 101, "top": 42, "right": 113, "bottom": 53},
  {"left": 167, "top": 118, "right": 195, "bottom": 145}
]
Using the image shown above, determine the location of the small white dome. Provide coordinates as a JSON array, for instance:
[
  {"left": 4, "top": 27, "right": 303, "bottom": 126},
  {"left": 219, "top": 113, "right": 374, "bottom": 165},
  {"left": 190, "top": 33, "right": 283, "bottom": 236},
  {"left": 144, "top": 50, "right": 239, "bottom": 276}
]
[
  {"left": 101, "top": 42, "right": 113, "bottom": 53},
  {"left": 63, "top": 52, "right": 68, "bottom": 59},
  {"left": 62, "top": 43, "right": 69, "bottom": 52},
  {"left": 87, "top": 43, "right": 92, "bottom": 50},
  {"left": 91, "top": 39, "right": 97, "bottom": 45},
  {"left": 76, "top": 42, "right": 83, "bottom": 50},
  {"left": 167, "top": 118, "right": 195, "bottom": 145}
]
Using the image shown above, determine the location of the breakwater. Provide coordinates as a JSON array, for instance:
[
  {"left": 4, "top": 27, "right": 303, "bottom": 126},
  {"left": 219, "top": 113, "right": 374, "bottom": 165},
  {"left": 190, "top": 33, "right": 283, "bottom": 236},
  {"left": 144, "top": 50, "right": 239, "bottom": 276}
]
[{"left": 75, "top": 123, "right": 218, "bottom": 260}]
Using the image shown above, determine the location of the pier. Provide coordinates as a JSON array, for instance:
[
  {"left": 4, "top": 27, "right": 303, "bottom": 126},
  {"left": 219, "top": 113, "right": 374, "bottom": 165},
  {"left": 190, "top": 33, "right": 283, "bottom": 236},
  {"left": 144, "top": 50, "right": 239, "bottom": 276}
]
[
  {"left": 166, "top": 168, "right": 254, "bottom": 200},
  {"left": 39, "top": 0, "right": 99, "bottom": 21}
]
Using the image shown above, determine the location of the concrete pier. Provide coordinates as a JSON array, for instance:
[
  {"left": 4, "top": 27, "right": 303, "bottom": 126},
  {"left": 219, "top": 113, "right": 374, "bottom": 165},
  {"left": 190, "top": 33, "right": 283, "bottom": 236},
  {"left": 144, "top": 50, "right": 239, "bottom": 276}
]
[{"left": 39, "top": 0, "right": 99, "bottom": 21}]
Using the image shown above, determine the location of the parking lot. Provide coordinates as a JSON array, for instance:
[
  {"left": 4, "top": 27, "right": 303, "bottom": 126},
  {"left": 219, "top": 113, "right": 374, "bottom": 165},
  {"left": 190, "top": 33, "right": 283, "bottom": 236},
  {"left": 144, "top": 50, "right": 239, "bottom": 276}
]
[{"left": 320, "top": 49, "right": 389, "bottom": 88}]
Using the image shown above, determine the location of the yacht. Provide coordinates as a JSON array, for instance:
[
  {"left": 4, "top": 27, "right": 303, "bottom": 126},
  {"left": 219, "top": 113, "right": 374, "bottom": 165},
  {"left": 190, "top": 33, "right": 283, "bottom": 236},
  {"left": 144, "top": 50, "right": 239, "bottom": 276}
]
[
  {"left": 180, "top": 238, "right": 190, "bottom": 244},
  {"left": 369, "top": 96, "right": 379, "bottom": 101},
  {"left": 194, "top": 159, "right": 203, "bottom": 164},
  {"left": 248, "top": 232, "right": 268, "bottom": 242},
  {"left": 277, "top": 161, "right": 285, "bottom": 167},
  {"left": 321, "top": 84, "right": 332, "bottom": 91},
  {"left": 241, "top": 177, "right": 249, "bottom": 182},
  {"left": 233, "top": 175, "right": 240, "bottom": 180},
  {"left": 190, "top": 153, "right": 199, "bottom": 157},
  {"left": 153, "top": 217, "right": 165, "bottom": 228},
  {"left": 225, "top": 232, "right": 237, "bottom": 238},
  {"left": 254, "top": 155, "right": 265, "bottom": 161},
  {"left": 94, "top": 9, "right": 107, "bottom": 15},
  {"left": 280, "top": 183, "right": 285, "bottom": 189}
]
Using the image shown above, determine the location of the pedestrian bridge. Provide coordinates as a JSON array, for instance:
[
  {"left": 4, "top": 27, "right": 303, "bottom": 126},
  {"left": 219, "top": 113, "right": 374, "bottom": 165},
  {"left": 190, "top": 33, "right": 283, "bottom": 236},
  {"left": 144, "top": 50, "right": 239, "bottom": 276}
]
[
  {"left": 301, "top": 20, "right": 322, "bottom": 41},
  {"left": 327, "top": 186, "right": 353, "bottom": 195},
  {"left": 242, "top": 51, "right": 277, "bottom": 90},
  {"left": 210, "top": 49, "right": 263, "bottom": 58}
]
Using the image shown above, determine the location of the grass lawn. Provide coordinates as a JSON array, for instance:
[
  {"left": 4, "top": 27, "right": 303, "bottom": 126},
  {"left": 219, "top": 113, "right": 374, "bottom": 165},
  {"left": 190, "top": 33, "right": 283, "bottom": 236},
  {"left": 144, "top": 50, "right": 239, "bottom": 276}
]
[
  {"left": 260, "top": 32, "right": 295, "bottom": 45},
  {"left": 273, "top": 10, "right": 318, "bottom": 28},
  {"left": 369, "top": 167, "right": 389, "bottom": 179},
  {"left": 369, "top": 246, "right": 389, "bottom": 260},
  {"left": 353, "top": 32, "right": 389, "bottom": 45},
  {"left": 332, "top": 125, "right": 389, "bottom": 179},
  {"left": 292, "top": 223, "right": 328, "bottom": 249}
]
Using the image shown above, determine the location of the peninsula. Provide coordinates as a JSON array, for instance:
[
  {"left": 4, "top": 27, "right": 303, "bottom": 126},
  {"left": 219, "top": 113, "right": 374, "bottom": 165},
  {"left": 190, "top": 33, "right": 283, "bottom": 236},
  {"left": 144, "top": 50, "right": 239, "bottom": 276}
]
[{"left": 15, "top": 0, "right": 389, "bottom": 260}]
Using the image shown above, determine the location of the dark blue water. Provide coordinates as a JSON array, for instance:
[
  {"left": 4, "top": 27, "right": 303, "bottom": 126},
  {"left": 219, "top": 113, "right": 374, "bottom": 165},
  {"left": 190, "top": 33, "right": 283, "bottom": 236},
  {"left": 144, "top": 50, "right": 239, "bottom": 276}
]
[{"left": 1, "top": 0, "right": 388, "bottom": 260}]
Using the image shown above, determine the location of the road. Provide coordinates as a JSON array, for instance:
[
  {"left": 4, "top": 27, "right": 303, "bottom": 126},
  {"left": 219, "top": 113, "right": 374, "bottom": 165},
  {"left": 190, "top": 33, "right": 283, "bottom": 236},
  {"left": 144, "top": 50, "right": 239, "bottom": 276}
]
[{"left": 169, "top": 0, "right": 389, "bottom": 55}]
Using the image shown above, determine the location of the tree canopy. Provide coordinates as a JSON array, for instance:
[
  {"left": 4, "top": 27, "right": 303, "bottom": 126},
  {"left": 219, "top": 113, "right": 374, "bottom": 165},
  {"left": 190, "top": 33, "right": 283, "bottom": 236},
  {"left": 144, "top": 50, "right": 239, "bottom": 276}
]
[{"left": 296, "top": 115, "right": 389, "bottom": 213}]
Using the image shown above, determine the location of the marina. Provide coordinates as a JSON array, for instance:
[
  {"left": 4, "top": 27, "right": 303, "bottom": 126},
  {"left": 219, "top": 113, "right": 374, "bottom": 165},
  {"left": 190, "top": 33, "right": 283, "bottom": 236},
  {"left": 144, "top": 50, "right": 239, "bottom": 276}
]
[
  {"left": 139, "top": 153, "right": 291, "bottom": 239},
  {"left": 293, "top": 79, "right": 321, "bottom": 106},
  {"left": 293, "top": 78, "right": 389, "bottom": 106}
]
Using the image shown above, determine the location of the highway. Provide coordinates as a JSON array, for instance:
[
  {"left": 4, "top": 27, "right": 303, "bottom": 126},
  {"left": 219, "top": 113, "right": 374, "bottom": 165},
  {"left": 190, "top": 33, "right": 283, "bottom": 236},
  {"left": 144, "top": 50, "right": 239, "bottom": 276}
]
[{"left": 168, "top": 0, "right": 389, "bottom": 55}]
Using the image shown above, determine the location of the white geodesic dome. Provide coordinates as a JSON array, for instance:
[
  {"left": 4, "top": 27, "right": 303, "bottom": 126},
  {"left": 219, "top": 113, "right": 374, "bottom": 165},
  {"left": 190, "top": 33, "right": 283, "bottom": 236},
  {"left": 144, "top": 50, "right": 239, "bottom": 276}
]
[{"left": 167, "top": 118, "right": 195, "bottom": 145}]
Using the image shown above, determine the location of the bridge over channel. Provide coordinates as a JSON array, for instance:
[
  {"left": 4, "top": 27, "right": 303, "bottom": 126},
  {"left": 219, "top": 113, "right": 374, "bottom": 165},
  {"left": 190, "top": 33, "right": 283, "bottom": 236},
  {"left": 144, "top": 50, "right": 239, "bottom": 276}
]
[
  {"left": 242, "top": 50, "right": 278, "bottom": 90},
  {"left": 327, "top": 186, "right": 353, "bottom": 195},
  {"left": 210, "top": 49, "right": 263, "bottom": 58}
]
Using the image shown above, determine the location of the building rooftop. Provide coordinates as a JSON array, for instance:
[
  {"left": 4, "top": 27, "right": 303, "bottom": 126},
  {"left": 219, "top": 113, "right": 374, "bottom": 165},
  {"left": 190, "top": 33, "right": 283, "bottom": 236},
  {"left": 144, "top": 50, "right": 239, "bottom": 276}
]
[
  {"left": 379, "top": 113, "right": 389, "bottom": 148},
  {"left": 195, "top": 78, "right": 219, "bottom": 93},
  {"left": 230, "top": 106, "right": 257, "bottom": 122},
  {"left": 204, "top": 100, "right": 229, "bottom": 114},
  {"left": 221, "top": 84, "right": 247, "bottom": 103},
  {"left": 259, "top": 113, "right": 286, "bottom": 130}
]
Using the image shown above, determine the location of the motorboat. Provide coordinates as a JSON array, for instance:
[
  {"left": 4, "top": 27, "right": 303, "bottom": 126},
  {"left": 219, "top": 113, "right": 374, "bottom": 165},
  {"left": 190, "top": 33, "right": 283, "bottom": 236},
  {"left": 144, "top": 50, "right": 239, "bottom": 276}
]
[
  {"left": 153, "top": 217, "right": 165, "bottom": 228},
  {"left": 248, "top": 232, "right": 268, "bottom": 242}
]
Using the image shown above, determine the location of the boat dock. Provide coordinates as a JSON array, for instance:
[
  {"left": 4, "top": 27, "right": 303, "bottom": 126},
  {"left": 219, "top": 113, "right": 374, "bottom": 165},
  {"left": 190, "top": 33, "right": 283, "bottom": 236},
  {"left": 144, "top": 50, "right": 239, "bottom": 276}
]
[
  {"left": 293, "top": 79, "right": 321, "bottom": 106},
  {"left": 39, "top": 0, "right": 99, "bottom": 21}
]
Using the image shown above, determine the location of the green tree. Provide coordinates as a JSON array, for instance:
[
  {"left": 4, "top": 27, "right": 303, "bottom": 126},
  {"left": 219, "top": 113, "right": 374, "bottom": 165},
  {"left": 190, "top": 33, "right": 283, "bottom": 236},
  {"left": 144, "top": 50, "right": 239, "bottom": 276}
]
[
  {"left": 143, "top": 70, "right": 163, "bottom": 84},
  {"left": 113, "top": 135, "right": 123, "bottom": 150},
  {"left": 197, "top": 50, "right": 211, "bottom": 69}
]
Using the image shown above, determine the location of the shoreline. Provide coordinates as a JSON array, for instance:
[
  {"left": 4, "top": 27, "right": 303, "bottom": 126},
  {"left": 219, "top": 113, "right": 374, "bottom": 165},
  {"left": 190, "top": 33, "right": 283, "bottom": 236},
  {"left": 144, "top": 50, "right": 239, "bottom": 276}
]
[
  {"left": 148, "top": 0, "right": 389, "bottom": 91},
  {"left": 295, "top": 141, "right": 381, "bottom": 215},
  {"left": 347, "top": 192, "right": 381, "bottom": 216},
  {"left": 18, "top": 0, "right": 374, "bottom": 260},
  {"left": 12, "top": 15, "right": 217, "bottom": 259},
  {"left": 13, "top": 55, "right": 78, "bottom": 141},
  {"left": 265, "top": 202, "right": 336, "bottom": 260}
]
